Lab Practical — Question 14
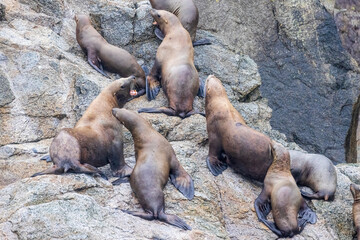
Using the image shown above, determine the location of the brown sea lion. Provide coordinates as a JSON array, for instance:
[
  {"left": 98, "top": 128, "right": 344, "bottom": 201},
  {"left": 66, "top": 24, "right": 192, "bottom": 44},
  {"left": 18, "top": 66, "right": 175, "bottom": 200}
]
[
  {"left": 31, "top": 76, "right": 137, "bottom": 179},
  {"left": 149, "top": 0, "right": 211, "bottom": 46},
  {"left": 204, "top": 75, "right": 272, "bottom": 181},
  {"left": 75, "top": 14, "right": 146, "bottom": 97},
  {"left": 112, "top": 108, "right": 194, "bottom": 230},
  {"left": 351, "top": 183, "right": 360, "bottom": 240},
  {"left": 138, "top": 9, "right": 205, "bottom": 118},
  {"left": 254, "top": 141, "right": 317, "bottom": 238},
  {"left": 290, "top": 150, "right": 337, "bottom": 201}
]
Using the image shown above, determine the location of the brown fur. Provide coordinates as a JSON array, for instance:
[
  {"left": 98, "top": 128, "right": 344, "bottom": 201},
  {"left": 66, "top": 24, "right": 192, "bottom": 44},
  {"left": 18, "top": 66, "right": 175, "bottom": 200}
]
[
  {"left": 75, "top": 14, "right": 145, "bottom": 93},
  {"left": 350, "top": 183, "right": 360, "bottom": 240},
  {"left": 112, "top": 108, "right": 194, "bottom": 230},
  {"left": 254, "top": 141, "right": 317, "bottom": 238},
  {"left": 138, "top": 9, "right": 201, "bottom": 118},
  {"left": 204, "top": 75, "right": 272, "bottom": 181},
  {"left": 290, "top": 150, "right": 337, "bottom": 201},
  {"left": 150, "top": 0, "right": 199, "bottom": 41},
  {"left": 32, "top": 76, "right": 137, "bottom": 179}
]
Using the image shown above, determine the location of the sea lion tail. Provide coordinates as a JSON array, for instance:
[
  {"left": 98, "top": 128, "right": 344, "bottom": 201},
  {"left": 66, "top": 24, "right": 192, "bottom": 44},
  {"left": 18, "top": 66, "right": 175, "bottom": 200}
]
[{"left": 158, "top": 211, "right": 192, "bottom": 230}]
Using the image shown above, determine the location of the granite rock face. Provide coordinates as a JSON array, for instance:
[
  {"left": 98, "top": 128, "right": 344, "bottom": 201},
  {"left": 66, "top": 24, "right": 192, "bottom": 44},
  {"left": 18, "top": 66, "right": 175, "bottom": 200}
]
[
  {"left": 197, "top": 0, "right": 360, "bottom": 164},
  {"left": 0, "top": 0, "right": 359, "bottom": 239}
]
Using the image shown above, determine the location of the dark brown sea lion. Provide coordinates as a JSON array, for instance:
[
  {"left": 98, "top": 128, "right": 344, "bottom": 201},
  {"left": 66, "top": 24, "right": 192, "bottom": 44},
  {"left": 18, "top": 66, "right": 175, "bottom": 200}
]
[
  {"left": 350, "top": 183, "right": 360, "bottom": 240},
  {"left": 138, "top": 9, "right": 205, "bottom": 118},
  {"left": 75, "top": 14, "right": 146, "bottom": 97},
  {"left": 32, "top": 76, "right": 137, "bottom": 179},
  {"left": 112, "top": 108, "right": 194, "bottom": 230},
  {"left": 204, "top": 75, "right": 272, "bottom": 181},
  {"left": 290, "top": 150, "right": 337, "bottom": 201},
  {"left": 255, "top": 141, "right": 317, "bottom": 238},
  {"left": 149, "top": 0, "right": 211, "bottom": 46}
]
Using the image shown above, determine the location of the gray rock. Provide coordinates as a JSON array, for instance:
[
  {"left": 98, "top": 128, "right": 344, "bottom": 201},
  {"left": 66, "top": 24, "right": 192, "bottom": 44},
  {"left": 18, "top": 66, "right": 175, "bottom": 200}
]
[
  {"left": 0, "top": 3, "right": 5, "bottom": 21},
  {"left": 0, "top": 72, "right": 15, "bottom": 107}
]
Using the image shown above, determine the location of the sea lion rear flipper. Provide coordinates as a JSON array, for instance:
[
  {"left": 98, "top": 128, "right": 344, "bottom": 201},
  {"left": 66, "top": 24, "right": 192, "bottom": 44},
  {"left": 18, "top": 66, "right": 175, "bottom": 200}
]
[
  {"left": 138, "top": 107, "right": 176, "bottom": 116},
  {"left": 75, "top": 163, "right": 108, "bottom": 180},
  {"left": 206, "top": 156, "right": 228, "bottom": 176},
  {"left": 300, "top": 189, "right": 323, "bottom": 200},
  {"left": 154, "top": 27, "right": 165, "bottom": 41},
  {"left": 31, "top": 165, "right": 64, "bottom": 177},
  {"left": 40, "top": 155, "right": 52, "bottom": 162},
  {"left": 158, "top": 211, "right": 192, "bottom": 230},
  {"left": 197, "top": 78, "right": 206, "bottom": 98},
  {"left": 121, "top": 209, "right": 155, "bottom": 220},
  {"left": 142, "top": 65, "right": 149, "bottom": 76},
  {"left": 185, "top": 110, "right": 206, "bottom": 118},
  {"left": 169, "top": 160, "right": 194, "bottom": 200},
  {"left": 193, "top": 38, "right": 212, "bottom": 47},
  {"left": 112, "top": 177, "right": 129, "bottom": 185}
]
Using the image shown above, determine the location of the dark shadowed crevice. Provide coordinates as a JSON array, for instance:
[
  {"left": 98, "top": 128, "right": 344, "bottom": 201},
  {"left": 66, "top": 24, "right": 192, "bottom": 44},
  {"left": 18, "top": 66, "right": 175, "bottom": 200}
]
[{"left": 345, "top": 94, "right": 360, "bottom": 163}]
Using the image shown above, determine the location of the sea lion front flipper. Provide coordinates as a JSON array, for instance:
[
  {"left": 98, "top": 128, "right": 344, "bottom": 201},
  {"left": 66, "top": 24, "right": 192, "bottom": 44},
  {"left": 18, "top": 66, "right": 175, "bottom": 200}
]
[
  {"left": 206, "top": 156, "right": 228, "bottom": 176},
  {"left": 298, "top": 201, "right": 317, "bottom": 227},
  {"left": 142, "top": 65, "right": 149, "bottom": 76},
  {"left": 197, "top": 78, "right": 206, "bottom": 98},
  {"left": 154, "top": 27, "right": 165, "bottom": 41},
  {"left": 87, "top": 50, "right": 110, "bottom": 79},
  {"left": 193, "top": 38, "right": 212, "bottom": 47},
  {"left": 112, "top": 177, "right": 129, "bottom": 185},
  {"left": 158, "top": 211, "right": 192, "bottom": 230},
  {"left": 31, "top": 165, "right": 64, "bottom": 177},
  {"left": 40, "top": 155, "right": 52, "bottom": 162},
  {"left": 138, "top": 107, "right": 176, "bottom": 116},
  {"left": 169, "top": 155, "right": 194, "bottom": 200},
  {"left": 109, "top": 139, "right": 133, "bottom": 178},
  {"left": 146, "top": 76, "right": 160, "bottom": 101}
]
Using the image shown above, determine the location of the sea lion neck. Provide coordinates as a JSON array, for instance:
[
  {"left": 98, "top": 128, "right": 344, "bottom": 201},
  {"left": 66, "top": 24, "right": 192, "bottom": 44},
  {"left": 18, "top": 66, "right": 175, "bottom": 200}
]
[{"left": 269, "top": 144, "right": 291, "bottom": 173}]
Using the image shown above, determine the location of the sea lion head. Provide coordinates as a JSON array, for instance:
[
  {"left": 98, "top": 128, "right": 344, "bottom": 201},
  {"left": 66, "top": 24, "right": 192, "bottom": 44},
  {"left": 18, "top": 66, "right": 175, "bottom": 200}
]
[
  {"left": 205, "top": 75, "right": 227, "bottom": 99},
  {"left": 107, "top": 76, "right": 137, "bottom": 106},
  {"left": 150, "top": 9, "right": 179, "bottom": 33},
  {"left": 112, "top": 108, "right": 140, "bottom": 131},
  {"left": 74, "top": 14, "right": 91, "bottom": 28},
  {"left": 350, "top": 183, "right": 360, "bottom": 201}
]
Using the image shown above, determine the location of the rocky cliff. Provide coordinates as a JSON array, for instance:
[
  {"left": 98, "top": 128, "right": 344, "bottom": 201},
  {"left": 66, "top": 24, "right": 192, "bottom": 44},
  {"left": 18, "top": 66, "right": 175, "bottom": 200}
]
[{"left": 0, "top": 0, "right": 360, "bottom": 239}]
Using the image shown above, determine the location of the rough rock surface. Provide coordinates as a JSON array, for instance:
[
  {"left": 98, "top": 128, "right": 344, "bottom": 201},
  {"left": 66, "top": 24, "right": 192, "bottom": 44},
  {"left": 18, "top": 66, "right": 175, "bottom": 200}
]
[
  {"left": 197, "top": 0, "right": 360, "bottom": 164},
  {"left": 0, "top": 0, "right": 359, "bottom": 239}
]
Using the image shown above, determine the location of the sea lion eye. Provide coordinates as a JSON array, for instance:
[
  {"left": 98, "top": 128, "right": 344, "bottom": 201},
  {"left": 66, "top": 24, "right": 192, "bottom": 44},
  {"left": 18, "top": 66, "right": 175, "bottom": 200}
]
[
  {"left": 121, "top": 85, "right": 125, "bottom": 89},
  {"left": 157, "top": 14, "right": 161, "bottom": 18}
]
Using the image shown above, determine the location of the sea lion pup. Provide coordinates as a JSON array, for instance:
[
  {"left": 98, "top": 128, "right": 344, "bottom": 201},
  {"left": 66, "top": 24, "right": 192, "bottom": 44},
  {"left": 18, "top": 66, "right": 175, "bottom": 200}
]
[
  {"left": 31, "top": 76, "right": 137, "bottom": 179},
  {"left": 138, "top": 9, "right": 205, "bottom": 118},
  {"left": 75, "top": 14, "right": 146, "bottom": 97},
  {"left": 149, "top": 0, "right": 211, "bottom": 46},
  {"left": 254, "top": 141, "right": 317, "bottom": 238},
  {"left": 204, "top": 75, "right": 272, "bottom": 181},
  {"left": 112, "top": 108, "right": 194, "bottom": 230},
  {"left": 290, "top": 150, "right": 337, "bottom": 201},
  {"left": 350, "top": 183, "right": 360, "bottom": 240}
]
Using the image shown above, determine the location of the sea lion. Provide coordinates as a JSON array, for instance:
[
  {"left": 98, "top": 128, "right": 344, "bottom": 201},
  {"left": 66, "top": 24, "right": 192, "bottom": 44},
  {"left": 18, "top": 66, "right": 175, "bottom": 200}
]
[
  {"left": 138, "top": 9, "right": 205, "bottom": 118},
  {"left": 149, "top": 0, "right": 211, "bottom": 46},
  {"left": 112, "top": 108, "right": 194, "bottom": 230},
  {"left": 31, "top": 76, "right": 137, "bottom": 179},
  {"left": 254, "top": 141, "right": 317, "bottom": 238},
  {"left": 350, "top": 183, "right": 360, "bottom": 240},
  {"left": 204, "top": 75, "right": 272, "bottom": 181},
  {"left": 290, "top": 150, "right": 337, "bottom": 201},
  {"left": 75, "top": 14, "right": 146, "bottom": 97}
]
